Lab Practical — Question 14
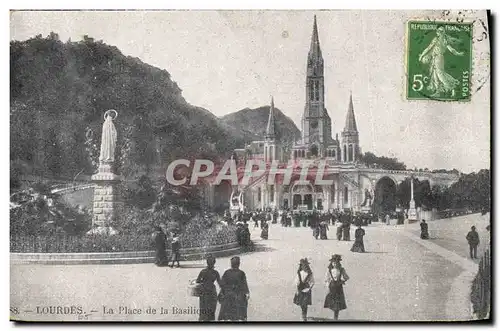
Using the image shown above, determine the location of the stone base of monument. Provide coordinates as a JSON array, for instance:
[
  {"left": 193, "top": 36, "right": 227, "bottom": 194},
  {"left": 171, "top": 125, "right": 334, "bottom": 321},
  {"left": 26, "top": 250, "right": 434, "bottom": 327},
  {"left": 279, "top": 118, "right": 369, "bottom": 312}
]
[
  {"left": 91, "top": 171, "right": 123, "bottom": 228},
  {"left": 406, "top": 209, "right": 418, "bottom": 224}
]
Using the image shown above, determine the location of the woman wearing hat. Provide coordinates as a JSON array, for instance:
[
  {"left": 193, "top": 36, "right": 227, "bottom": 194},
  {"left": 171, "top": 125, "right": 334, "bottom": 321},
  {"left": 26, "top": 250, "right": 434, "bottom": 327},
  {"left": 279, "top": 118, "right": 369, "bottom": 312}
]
[
  {"left": 324, "top": 254, "right": 349, "bottom": 320},
  {"left": 195, "top": 255, "right": 221, "bottom": 321},
  {"left": 293, "top": 258, "right": 314, "bottom": 321}
]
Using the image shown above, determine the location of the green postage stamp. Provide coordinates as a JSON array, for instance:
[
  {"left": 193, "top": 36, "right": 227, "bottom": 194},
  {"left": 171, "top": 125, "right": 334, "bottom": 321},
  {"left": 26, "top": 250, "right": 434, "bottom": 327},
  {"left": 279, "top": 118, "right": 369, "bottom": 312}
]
[{"left": 406, "top": 21, "right": 473, "bottom": 101}]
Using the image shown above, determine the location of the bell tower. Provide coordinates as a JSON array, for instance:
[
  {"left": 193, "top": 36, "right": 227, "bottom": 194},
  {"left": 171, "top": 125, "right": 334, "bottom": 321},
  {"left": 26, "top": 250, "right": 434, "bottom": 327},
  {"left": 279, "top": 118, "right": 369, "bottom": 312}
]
[{"left": 302, "top": 15, "right": 333, "bottom": 157}]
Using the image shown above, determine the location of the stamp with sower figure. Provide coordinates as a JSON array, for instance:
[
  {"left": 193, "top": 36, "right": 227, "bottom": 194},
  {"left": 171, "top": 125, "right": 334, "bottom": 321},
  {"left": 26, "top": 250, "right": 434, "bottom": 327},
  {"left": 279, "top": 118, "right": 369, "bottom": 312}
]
[{"left": 406, "top": 21, "right": 472, "bottom": 101}]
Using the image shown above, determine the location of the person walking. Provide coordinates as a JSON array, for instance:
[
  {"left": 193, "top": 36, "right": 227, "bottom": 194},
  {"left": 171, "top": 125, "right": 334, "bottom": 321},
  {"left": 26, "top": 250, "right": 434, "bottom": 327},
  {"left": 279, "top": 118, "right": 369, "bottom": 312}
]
[
  {"left": 336, "top": 220, "right": 343, "bottom": 241},
  {"left": 195, "top": 255, "right": 221, "bottom": 321},
  {"left": 466, "top": 226, "right": 480, "bottom": 259},
  {"left": 324, "top": 254, "right": 349, "bottom": 321},
  {"left": 152, "top": 226, "right": 168, "bottom": 266},
  {"left": 260, "top": 220, "right": 269, "bottom": 240},
  {"left": 342, "top": 222, "right": 350, "bottom": 241},
  {"left": 169, "top": 231, "right": 181, "bottom": 268},
  {"left": 319, "top": 220, "right": 329, "bottom": 240},
  {"left": 350, "top": 225, "right": 365, "bottom": 253},
  {"left": 293, "top": 258, "right": 314, "bottom": 321},
  {"left": 420, "top": 219, "right": 429, "bottom": 239},
  {"left": 218, "top": 256, "right": 250, "bottom": 321}
]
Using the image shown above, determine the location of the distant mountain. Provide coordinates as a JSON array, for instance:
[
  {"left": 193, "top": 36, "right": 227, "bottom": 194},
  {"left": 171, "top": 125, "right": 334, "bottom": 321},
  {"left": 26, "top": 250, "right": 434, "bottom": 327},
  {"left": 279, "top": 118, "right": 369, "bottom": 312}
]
[
  {"left": 221, "top": 106, "right": 301, "bottom": 146},
  {"left": 10, "top": 33, "right": 247, "bottom": 184}
]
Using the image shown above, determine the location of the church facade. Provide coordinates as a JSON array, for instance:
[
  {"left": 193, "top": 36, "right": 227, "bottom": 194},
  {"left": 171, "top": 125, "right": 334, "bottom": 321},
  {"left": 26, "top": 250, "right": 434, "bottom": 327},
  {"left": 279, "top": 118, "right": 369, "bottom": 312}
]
[{"left": 204, "top": 16, "right": 459, "bottom": 213}]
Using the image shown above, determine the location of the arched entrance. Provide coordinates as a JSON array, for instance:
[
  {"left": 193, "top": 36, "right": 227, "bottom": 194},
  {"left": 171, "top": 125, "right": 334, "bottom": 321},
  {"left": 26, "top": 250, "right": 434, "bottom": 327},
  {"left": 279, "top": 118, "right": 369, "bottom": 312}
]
[
  {"left": 373, "top": 176, "right": 397, "bottom": 217},
  {"left": 291, "top": 183, "right": 315, "bottom": 210},
  {"left": 310, "top": 144, "right": 318, "bottom": 157}
]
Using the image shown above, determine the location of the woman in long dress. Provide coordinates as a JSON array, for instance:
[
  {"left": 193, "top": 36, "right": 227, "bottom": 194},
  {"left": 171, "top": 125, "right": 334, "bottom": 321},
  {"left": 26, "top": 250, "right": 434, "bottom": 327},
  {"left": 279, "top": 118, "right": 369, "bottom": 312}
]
[
  {"left": 336, "top": 220, "right": 343, "bottom": 241},
  {"left": 418, "top": 26, "right": 464, "bottom": 98},
  {"left": 342, "top": 222, "right": 350, "bottom": 241},
  {"left": 420, "top": 220, "right": 429, "bottom": 239},
  {"left": 260, "top": 221, "right": 269, "bottom": 240},
  {"left": 152, "top": 226, "right": 167, "bottom": 266},
  {"left": 293, "top": 258, "right": 314, "bottom": 321},
  {"left": 324, "top": 254, "right": 349, "bottom": 320},
  {"left": 195, "top": 255, "right": 221, "bottom": 321},
  {"left": 350, "top": 225, "right": 366, "bottom": 253},
  {"left": 218, "top": 256, "right": 250, "bottom": 321},
  {"left": 319, "top": 220, "right": 329, "bottom": 240}
]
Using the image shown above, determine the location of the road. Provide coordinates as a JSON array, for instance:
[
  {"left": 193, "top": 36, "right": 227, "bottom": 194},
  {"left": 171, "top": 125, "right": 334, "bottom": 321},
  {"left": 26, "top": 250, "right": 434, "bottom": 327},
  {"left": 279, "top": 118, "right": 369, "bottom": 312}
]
[{"left": 11, "top": 215, "right": 484, "bottom": 322}]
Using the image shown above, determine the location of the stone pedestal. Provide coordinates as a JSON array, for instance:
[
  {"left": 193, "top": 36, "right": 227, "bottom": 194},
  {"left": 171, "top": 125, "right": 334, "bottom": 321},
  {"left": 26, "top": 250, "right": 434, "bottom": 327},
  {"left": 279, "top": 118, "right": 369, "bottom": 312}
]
[
  {"left": 408, "top": 200, "right": 417, "bottom": 222},
  {"left": 91, "top": 171, "right": 122, "bottom": 227}
]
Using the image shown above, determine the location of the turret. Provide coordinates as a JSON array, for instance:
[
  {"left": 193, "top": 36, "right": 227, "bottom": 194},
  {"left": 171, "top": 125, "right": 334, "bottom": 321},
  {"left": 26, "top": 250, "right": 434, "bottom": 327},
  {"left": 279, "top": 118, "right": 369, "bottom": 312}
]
[{"left": 341, "top": 93, "right": 359, "bottom": 162}]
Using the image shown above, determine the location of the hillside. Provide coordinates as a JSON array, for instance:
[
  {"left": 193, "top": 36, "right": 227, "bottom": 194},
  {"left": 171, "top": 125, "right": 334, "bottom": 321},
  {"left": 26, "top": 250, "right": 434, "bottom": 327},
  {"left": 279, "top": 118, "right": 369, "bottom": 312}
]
[
  {"left": 221, "top": 106, "right": 301, "bottom": 146},
  {"left": 10, "top": 33, "right": 247, "bottom": 185}
]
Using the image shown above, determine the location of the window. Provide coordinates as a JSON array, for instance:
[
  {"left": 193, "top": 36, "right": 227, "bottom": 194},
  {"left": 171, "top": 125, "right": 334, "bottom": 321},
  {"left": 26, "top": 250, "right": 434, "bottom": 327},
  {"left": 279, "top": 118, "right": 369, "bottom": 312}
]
[
  {"left": 332, "top": 149, "right": 336, "bottom": 158},
  {"left": 294, "top": 150, "right": 297, "bottom": 159},
  {"left": 270, "top": 185, "right": 274, "bottom": 203},
  {"left": 310, "top": 80, "right": 320, "bottom": 101},
  {"left": 343, "top": 145, "right": 347, "bottom": 162},
  {"left": 344, "top": 186, "right": 349, "bottom": 204},
  {"left": 348, "top": 144, "right": 353, "bottom": 162},
  {"left": 258, "top": 187, "right": 261, "bottom": 202},
  {"left": 314, "top": 81, "right": 320, "bottom": 101}
]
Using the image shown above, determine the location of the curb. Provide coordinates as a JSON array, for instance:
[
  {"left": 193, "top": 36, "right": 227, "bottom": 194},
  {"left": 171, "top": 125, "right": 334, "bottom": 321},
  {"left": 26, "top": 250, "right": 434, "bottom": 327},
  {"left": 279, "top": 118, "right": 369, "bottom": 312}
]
[{"left": 10, "top": 242, "right": 241, "bottom": 265}]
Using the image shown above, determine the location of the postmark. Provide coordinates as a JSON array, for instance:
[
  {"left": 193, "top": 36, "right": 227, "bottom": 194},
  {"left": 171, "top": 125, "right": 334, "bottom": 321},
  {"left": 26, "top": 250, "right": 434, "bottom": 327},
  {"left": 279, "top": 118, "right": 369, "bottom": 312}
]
[{"left": 406, "top": 21, "right": 473, "bottom": 101}]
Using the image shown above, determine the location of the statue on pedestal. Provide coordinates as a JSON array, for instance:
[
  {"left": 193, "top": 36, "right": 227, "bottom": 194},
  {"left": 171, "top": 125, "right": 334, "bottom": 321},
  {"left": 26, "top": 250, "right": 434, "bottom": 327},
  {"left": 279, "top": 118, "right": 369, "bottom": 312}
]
[
  {"left": 89, "top": 109, "right": 121, "bottom": 233},
  {"left": 98, "top": 109, "right": 118, "bottom": 173}
]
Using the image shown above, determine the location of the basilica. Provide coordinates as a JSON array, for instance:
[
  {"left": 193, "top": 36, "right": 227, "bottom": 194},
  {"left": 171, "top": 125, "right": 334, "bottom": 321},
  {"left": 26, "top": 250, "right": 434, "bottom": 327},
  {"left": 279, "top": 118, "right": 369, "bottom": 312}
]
[{"left": 203, "top": 16, "right": 458, "bottom": 214}]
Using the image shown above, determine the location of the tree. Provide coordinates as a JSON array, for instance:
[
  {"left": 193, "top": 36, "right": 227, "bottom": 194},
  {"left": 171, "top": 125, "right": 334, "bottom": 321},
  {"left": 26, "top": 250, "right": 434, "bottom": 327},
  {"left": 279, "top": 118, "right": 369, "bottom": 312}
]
[{"left": 360, "top": 152, "right": 407, "bottom": 170}]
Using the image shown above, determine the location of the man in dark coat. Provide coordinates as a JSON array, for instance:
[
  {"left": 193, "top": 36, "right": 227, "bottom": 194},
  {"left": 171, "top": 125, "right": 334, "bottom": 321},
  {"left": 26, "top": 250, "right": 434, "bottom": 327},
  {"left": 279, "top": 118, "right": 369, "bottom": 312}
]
[
  {"left": 218, "top": 256, "right": 250, "bottom": 321},
  {"left": 466, "top": 226, "right": 480, "bottom": 259}
]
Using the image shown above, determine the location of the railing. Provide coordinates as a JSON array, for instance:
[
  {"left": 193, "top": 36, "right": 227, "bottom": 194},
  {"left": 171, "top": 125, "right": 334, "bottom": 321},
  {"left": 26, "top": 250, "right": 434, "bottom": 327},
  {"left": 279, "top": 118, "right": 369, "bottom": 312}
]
[
  {"left": 436, "top": 208, "right": 474, "bottom": 219},
  {"left": 471, "top": 248, "right": 491, "bottom": 319},
  {"left": 50, "top": 183, "right": 96, "bottom": 195}
]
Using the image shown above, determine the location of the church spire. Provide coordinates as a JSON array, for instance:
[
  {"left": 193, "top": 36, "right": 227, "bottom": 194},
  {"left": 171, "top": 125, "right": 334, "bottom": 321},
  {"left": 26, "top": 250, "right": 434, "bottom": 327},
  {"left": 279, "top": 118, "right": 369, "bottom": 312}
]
[
  {"left": 308, "top": 15, "right": 322, "bottom": 60},
  {"left": 265, "top": 96, "right": 276, "bottom": 140},
  {"left": 344, "top": 92, "right": 358, "bottom": 132}
]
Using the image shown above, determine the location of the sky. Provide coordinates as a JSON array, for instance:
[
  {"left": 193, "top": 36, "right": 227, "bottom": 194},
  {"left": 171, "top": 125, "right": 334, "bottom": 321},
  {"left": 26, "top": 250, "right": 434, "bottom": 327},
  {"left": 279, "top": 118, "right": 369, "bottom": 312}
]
[{"left": 10, "top": 9, "right": 491, "bottom": 173}]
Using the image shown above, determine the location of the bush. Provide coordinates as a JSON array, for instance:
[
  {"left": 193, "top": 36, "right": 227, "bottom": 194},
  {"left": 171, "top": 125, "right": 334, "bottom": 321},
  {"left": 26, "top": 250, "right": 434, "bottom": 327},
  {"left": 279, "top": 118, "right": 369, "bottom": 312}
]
[
  {"left": 10, "top": 234, "right": 153, "bottom": 253},
  {"left": 10, "top": 224, "right": 237, "bottom": 253}
]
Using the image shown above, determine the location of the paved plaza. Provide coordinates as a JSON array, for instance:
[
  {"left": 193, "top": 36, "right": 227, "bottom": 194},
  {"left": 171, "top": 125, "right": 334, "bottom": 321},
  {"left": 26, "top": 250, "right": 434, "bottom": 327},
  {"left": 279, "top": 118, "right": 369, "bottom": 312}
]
[{"left": 10, "top": 214, "right": 488, "bottom": 322}]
